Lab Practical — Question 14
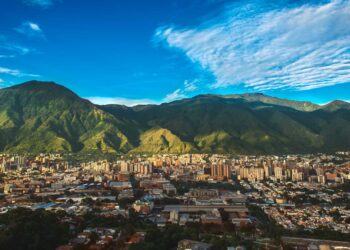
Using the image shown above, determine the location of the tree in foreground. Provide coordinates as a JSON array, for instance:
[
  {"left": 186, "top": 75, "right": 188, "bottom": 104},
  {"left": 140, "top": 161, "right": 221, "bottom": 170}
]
[{"left": 0, "top": 208, "right": 69, "bottom": 250}]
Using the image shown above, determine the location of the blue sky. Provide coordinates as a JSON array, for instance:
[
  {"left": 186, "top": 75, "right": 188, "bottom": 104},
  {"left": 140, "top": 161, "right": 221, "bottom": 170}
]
[{"left": 0, "top": 0, "right": 349, "bottom": 105}]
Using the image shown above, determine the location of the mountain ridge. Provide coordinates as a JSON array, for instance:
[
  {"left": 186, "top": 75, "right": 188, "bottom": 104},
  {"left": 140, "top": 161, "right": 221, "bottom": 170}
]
[
  {"left": 0, "top": 80, "right": 349, "bottom": 154},
  {"left": 101, "top": 92, "right": 349, "bottom": 112}
]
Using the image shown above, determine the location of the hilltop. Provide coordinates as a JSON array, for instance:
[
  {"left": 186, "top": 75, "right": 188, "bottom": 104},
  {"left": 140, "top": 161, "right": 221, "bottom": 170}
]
[{"left": 1, "top": 81, "right": 349, "bottom": 154}]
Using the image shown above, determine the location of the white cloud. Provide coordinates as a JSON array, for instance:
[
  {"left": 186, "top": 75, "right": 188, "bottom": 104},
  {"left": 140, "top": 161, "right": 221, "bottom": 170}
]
[
  {"left": 86, "top": 97, "right": 159, "bottom": 106},
  {"left": 155, "top": 0, "right": 350, "bottom": 91},
  {"left": 0, "top": 78, "right": 10, "bottom": 88},
  {"left": 0, "top": 44, "right": 31, "bottom": 57},
  {"left": 184, "top": 79, "right": 198, "bottom": 92},
  {"left": 163, "top": 89, "right": 187, "bottom": 102},
  {"left": 0, "top": 35, "right": 32, "bottom": 58},
  {"left": 0, "top": 79, "right": 5, "bottom": 88},
  {"left": 28, "top": 22, "right": 41, "bottom": 31},
  {"left": 23, "top": 0, "right": 58, "bottom": 8},
  {"left": 15, "top": 21, "right": 45, "bottom": 39},
  {"left": 88, "top": 79, "right": 198, "bottom": 105},
  {"left": 0, "top": 66, "right": 40, "bottom": 77},
  {"left": 0, "top": 67, "right": 21, "bottom": 76},
  {"left": 163, "top": 79, "right": 200, "bottom": 102}
]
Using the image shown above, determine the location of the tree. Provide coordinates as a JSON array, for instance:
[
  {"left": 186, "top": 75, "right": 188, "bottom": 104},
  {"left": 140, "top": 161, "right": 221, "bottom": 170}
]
[{"left": 0, "top": 208, "right": 69, "bottom": 250}]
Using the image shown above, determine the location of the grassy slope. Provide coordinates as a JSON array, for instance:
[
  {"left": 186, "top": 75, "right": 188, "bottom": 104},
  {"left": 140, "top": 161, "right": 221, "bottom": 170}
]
[
  {"left": 0, "top": 81, "right": 134, "bottom": 153},
  {"left": 117, "top": 95, "right": 350, "bottom": 154},
  {"left": 1, "top": 81, "right": 349, "bottom": 154}
]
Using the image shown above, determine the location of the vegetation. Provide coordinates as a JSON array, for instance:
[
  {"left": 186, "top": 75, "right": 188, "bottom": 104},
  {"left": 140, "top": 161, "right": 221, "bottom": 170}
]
[
  {"left": 0, "top": 81, "right": 135, "bottom": 153},
  {"left": 0, "top": 208, "right": 69, "bottom": 250},
  {"left": 171, "top": 180, "right": 242, "bottom": 195},
  {"left": 128, "top": 223, "right": 250, "bottom": 250},
  {"left": 1, "top": 80, "right": 350, "bottom": 154},
  {"left": 280, "top": 226, "right": 350, "bottom": 242},
  {"left": 248, "top": 204, "right": 350, "bottom": 243}
]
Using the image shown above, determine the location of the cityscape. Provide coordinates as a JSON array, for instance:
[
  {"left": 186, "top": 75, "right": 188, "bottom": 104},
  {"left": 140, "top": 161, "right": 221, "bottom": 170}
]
[
  {"left": 1, "top": 0, "right": 350, "bottom": 249},
  {"left": 0, "top": 152, "right": 349, "bottom": 249}
]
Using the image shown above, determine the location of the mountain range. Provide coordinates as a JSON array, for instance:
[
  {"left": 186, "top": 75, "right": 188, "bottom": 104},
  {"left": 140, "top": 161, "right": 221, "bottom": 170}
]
[{"left": 0, "top": 80, "right": 349, "bottom": 154}]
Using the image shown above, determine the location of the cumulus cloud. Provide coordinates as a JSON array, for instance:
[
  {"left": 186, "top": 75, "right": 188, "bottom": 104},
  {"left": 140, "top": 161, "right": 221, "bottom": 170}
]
[
  {"left": 15, "top": 21, "right": 45, "bottom": 39},
  {"left": 155, "top": 0, "right": 350, "bottom": 91},
  {"left": 86, "top": 97, "right": 159, "bottom": 106},
  {"left": 23, "top": 0, "right": 59, "bottom": 8}
]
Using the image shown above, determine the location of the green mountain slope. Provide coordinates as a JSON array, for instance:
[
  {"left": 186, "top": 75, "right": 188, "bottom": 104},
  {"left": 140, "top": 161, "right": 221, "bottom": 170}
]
[
  {"left": 0, "top": 81, "right": 134, "bottom": 153},
  {"left": 102, "top": 94, "right": 350, "bottom": 154},
  {"left": 1, "top": 81, "right": 349, "bottom": 154},
  {"left": 131, "top": 127, "right": 194, "bottom": 153},
  {"left": 222, "top": 93, "right": 320, "bottom": 111}
]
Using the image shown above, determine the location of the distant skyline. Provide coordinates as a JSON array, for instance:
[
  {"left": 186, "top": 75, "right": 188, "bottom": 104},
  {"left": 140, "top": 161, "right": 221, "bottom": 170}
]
[{"left": 0, "top": 0, "right": 350, "bottom": 105}]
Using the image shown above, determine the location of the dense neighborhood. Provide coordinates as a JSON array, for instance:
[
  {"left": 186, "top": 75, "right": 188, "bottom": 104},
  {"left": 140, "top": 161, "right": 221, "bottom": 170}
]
[{"left": 0, "top": 152, "right": 349, "bottom": 249}]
